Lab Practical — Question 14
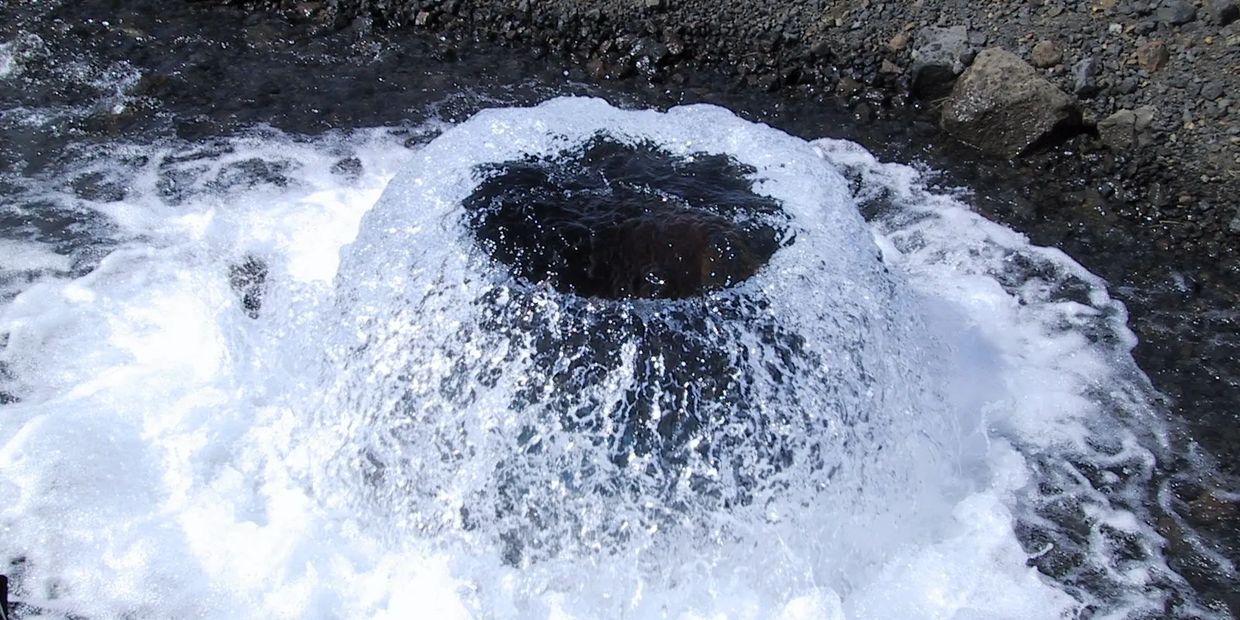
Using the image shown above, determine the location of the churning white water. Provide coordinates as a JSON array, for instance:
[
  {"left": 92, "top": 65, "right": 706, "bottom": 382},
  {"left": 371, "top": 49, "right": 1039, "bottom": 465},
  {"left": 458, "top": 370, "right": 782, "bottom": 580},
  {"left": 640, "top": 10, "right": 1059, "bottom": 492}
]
[{"left": 0, "top": 98, "right": 1189, "bottom": 618}]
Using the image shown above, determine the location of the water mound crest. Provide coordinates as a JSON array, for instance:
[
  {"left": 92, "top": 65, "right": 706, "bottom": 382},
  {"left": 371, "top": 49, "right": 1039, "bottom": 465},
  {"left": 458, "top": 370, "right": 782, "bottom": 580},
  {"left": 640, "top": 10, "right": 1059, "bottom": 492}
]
[{"left": 320, "top": 98, "right": 968, "bottom": 572}]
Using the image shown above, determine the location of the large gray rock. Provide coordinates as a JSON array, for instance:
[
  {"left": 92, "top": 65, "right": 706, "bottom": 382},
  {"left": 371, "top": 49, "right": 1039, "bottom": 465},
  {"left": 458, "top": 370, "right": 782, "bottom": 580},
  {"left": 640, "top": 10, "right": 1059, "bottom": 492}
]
[
  {"left": 941, "top": 48, "right": 1082, "bottom": 158},
  {"left": 1158, "top": 0, "right": 1198, "bottom": 25},
  {"left": 911, "top": 26, "right": 973, "bottom": 99},
  {"left": 1097, "top": 106, "right": 1157, "bottom": 151},
  {"left": 1211, "top": 0, "right": 1240, "bottom": 25}
]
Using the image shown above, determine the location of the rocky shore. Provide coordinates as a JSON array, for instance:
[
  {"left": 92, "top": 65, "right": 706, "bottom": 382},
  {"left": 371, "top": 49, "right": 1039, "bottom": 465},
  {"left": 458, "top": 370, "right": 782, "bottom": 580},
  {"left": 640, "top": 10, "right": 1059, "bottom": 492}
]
[{"left": 236, "top": 0, "right": 1239, "bottom": 257}]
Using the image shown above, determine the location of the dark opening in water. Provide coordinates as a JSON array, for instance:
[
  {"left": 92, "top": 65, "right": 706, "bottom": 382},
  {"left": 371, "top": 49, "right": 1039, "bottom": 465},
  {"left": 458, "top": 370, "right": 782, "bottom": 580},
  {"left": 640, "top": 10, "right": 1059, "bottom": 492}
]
[{"left": 462, "top": 136, "right": 788, "bottom": 300}]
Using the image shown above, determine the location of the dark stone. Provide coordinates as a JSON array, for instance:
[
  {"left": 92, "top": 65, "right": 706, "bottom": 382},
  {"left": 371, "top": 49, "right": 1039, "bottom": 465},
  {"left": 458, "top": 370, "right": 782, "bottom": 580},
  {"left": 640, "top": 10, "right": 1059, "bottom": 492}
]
[
  {"left": 69, "top": 171, "right": 127, "bottom": 202},
  {"left": 1072, "top": 56, "right": 1102, "bottom": 98},
  {"left": 1031, "top": 40, "right": 1063, "bottom": 68},
  {"left": 211, "top": 158, "right": 290, "bottom": 191},
  {"left": 910, "top": 25, "right": 972, "bottom": 99},
  {"left": 1211, "top": 0, "right": 1240, "bottom": 25},
  {"left": 1186, "top": 491, "right": 1239, "bottom": 525},
  {"left": 941, "top": 48, "right": 1083, "bottom": 158},
  {"left": 631, "top": 37, "right": 670, "bottom": 76},
  {"left": 836, "top": 76, "right": 863, "bottom": 97},
  {"left": 1157, "top": 0, "right": 1198, "bottom": 25},
  {"left": 585, "top": 55, "right": 606, "bottom": 79},
  {"left": 1201, "top": 82, "right": 1224, "bottom": 101},
  {"left": 1135, "top": 40, "right": 1170, "bottom": 72},
  {"left": 229, "top": 256, "right": 268, "bottom": 319},
  {"left": 331, "top": 156, "right": 364, "bottom": 178},
  {"left": 853, "top": 101, "right": 877, "bottom": 123}
]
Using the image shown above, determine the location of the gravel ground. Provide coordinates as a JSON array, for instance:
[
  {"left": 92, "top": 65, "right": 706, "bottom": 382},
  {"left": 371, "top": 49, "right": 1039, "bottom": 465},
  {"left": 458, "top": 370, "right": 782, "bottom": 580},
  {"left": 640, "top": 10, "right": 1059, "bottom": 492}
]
[{"left": 240, "top": 0, "right": 1239, "bottom": 258}]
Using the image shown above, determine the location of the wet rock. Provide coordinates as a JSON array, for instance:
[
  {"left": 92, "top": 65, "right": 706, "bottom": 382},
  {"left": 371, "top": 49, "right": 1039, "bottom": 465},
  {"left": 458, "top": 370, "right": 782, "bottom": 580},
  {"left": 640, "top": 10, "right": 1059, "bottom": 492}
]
[
  {"left": 1073, "top": 56, "right": 1103, "bottom": 98},
  {"left": 836, "top": 76, "right": 863, "bottom": 97},
  {"left": 853, "top": 101, "right": 877, "bottom": 123},
  {"left": 941, "top": 48, "right": 1083, "bottom": 158},
  {"left": 294, "top": 2, "right": 323, "bottom": 19},
  {"left": 631, "top": 38, "right": 670, "bottom": 76},
  {"left": 331, "top": 156, "right": 363, "bottom": 178},
  {"left": 1, "top": 574, "right": 9, "bottom": 619},
  {"left": 229, "top": 256, "right": 268, "bottom": 319},
  {"left": 1136, "top": 40, "right": 1170, "bottom": 72},
  {"left": 1186, "top": 491, "right": 1238, "bottom": 525},
  {"left": 910, "top": 25, "right": 972, "bottom": 99},
  {"left": 212, "top": 158, "right": 290, "bottom": 191},
  {"left": 70, "top": 171, "right": 127, "bottom": 202},
  {"left": 1031, "top": 40, "right": 1063, "bottom": 68},
  {"left": 1157, "top": 0, "right": 1198, "bottom": 25},
  {"left": 1211, "top": 0, "right": 1240, "bottom": 25},
  {"left": 1097, "top": 105, "right": 1157, "bottom": 150}
]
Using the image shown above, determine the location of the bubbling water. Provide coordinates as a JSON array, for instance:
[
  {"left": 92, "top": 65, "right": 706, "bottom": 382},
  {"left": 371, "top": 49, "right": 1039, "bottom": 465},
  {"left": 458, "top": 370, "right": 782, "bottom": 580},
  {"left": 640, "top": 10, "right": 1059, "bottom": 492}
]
[
  {"left": 0, "top": 96, "right": 1187, "bottom": 618},
  {"left": 313, "top": 98, "right": 977, "bottom": 577}
]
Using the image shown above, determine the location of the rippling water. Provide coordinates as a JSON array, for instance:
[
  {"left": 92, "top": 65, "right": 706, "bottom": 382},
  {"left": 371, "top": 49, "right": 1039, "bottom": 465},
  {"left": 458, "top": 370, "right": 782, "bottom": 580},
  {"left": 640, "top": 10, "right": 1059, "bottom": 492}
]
[{"left": 0, "top": 1, "right": 1234, "bottom": 618}]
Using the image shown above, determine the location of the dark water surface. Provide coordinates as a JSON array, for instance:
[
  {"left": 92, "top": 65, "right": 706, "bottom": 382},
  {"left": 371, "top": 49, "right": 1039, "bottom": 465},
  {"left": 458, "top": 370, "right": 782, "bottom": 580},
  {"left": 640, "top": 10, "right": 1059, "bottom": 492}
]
[{"left": 1, "top": 0, "right": 1237, "bottom": 616}]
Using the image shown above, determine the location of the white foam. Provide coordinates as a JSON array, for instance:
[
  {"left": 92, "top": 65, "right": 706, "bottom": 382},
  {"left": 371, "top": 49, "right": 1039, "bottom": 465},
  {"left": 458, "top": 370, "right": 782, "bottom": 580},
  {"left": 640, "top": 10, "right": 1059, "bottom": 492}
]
[
  {"left": 815, "top": 138, "right": 1189, "bottom": 616},
  {"left": 0, "top": 98, "right": 1182, "bottom": 618},
  {"left": 315, "top": 99, "right": 988, "bottom": 598},
  {"left": 0, "top": 240, "right": 72, "bottom": 274},
  {"left": 0, "top": 34, "right": 44, "bottom": 80},
  {"left": 0, "top": 42, "right": 13, "bottom": 79}
]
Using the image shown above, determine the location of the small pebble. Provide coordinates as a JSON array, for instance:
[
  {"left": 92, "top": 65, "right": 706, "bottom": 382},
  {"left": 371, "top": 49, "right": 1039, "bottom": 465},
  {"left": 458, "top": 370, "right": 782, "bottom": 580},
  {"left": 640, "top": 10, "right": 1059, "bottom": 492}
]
[{"left": 1031, "top": 40, "right": 1063, "bottom": 67}]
